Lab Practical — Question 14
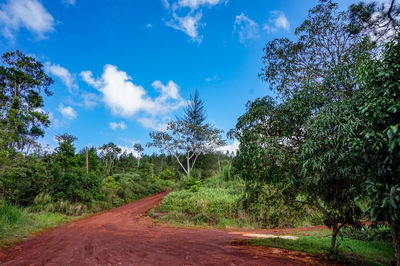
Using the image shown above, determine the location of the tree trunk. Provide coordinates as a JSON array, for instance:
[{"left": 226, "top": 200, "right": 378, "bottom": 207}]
[
  {"left": 390, "top": 220, "right": 400, "bottom": 266},
  {"left": 330, "top": 224, "right": 339, "bottom": 255},
  {"left": 186, "top": 155, "right": 191, "bottom": 177}
]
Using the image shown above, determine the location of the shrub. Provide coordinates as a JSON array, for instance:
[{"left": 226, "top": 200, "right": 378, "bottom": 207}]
[
  {"left": 339, "top": 224, "right": 392, "bottom": 242},
  {"left": 0, "top": 204, "right": 22, "bottom": 225},
  {"left": 159, "top": 168, "right": 176, "bottom": 180},
  {"left": 158, "top": 187, "right": 240, "bottom": 224},
  {"left": 190, "top": 169, "right": 202, "bottom": 180},
  {"left": 52, "top": 167, "right": 102, "bottom": 203},
  {"left": 183, "top": 177, "right": 202, "bottom": 191}
]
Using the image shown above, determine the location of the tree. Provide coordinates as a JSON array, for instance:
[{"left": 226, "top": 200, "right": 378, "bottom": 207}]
[
  {"left": 259, "top": 0, "right": 373, "bottom": 101},
  {"left": 181, "top": 90, "right": 206, "bottom": 127},
  {"left": 148, "top": 91, "right": 225, "bottom": 176},
  {"left": 0, "top": 50, "right": 53, "bottom": 154},
  {"left": 354, "top": 35, "right": 400, "bottom": 265},
  {"left": 349, "top": 0, "right": 400, "bottom": 44},
  {"left": 55, "top": 133, "right": 78, "bottom": 170},
  {"left": 98, "top": 142, "right": 121, "bottom": 175},
  {"left": 133, "top": 143, "right": 144, "bottom": 167},
  {"left": 230, "top": 0, "right": 376, "bottom": 254}
]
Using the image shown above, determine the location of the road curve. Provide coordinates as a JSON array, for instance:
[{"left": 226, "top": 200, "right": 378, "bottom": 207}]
[{"left": 0, "top": 192, "right": 333, "bottom": 265}]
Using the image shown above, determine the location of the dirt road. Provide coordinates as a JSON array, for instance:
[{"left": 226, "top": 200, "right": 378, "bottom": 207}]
[{"left": 0, "top": 192, "right": 334, "bottom": 265}]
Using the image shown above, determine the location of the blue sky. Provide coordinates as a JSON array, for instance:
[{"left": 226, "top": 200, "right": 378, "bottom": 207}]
[{"left": 0, "top": 0, "right": 357, "bottom": 155}]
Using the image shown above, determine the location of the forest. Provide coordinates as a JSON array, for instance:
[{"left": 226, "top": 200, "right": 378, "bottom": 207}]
[{"left": 0, "top": 0, "right": 399, "bottom": 265}]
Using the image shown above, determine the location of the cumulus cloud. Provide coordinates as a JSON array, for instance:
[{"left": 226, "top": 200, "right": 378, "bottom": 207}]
[
  {"left": 58, "top": 104, "right": 77, "bottom": 120},
  {"left": 109, "top": 121, "right": 127, "bottom": 131},
  {"left": 264, "top": 11, "right": 290, "bottom": 33},
  {"left": 80, "top": 70, "right": 103, "bottom": 88},
  {"left": 216, "top": 139, "right": 239, "bottom": 155},
  {"left": 163, "top": 0, "right": 226, "bottom": 42},
  {"left": 234, "top": 13, "right": 259, "bottom": 43},
  {"left": 117, "top": 145, "right": 140, "bottom": 157},
  {"left": 45, "top": 63, "right": 78, "bottom": 94},
  {"left": 0, "top": 0, "right": 55, "bottom": 40},
  {"left": 81, "top": 65, "right": 187, "bottom": 130}
]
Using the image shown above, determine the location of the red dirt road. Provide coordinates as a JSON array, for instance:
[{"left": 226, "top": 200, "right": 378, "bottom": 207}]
[{"left": 0, "top": 192, "right": 334, "bottom": 265}]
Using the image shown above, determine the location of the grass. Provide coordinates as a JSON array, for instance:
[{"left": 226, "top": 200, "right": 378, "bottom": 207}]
[
  {"left": 0, "top": 203, "right": 79, "bottom": 248},
  {"left": 233, "top": 229, "right": 394, "bottom": 266},
  {"left": 0, "top": 175, "right": 178, "bottom": 249},
  {"left": 153, "top": 174, "right": 322, "bottom": 229}
]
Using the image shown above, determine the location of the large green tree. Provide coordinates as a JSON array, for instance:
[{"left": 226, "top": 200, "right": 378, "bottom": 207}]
[
  {"left": 230, "top": 0, "right": 375, "bottom": 254},
  {"left": 148, "top": 91, "right": 225, "bottom": 176},
  {"left": 0, "top": 50, "right": 53, "bottom": 154},
  {"left": 354, "top": 35, "right": 400, "bottom": 265}
]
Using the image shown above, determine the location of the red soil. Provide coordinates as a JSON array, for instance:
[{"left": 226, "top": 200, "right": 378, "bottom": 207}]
[{"left": 0, "top": 192, "right": 336, "bottom": 265}]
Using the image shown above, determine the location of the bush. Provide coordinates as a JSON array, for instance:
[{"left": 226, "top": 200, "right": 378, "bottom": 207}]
[
  {"left": 183, "top": 177, "right": 202, "bottom": 191},
  {"left": 158, "top": 187, "right": 241, "bottom": 225},
  {"left": 190, "top": 169, "right": 202, "bottom": 180},
  {"left": 159, "top": 168, "right": 176, "bottom": 180},
  {"left": 240, "top": 184, "right": 323, "bottom": 228},
  {"left": 157, "top": 175, "right": 322, "bottom": 228},
  {"left": 0, "top": 155, "right": 48, "bottom": 206},
  {"left": 52, "top": 167, "right": 102, "bottom": 203},
  {"left": 339, "top": 224, "right": 392, "bottom": 242},
  {"left": 0, "top": 204, "right": 22, "bottom": 225}
]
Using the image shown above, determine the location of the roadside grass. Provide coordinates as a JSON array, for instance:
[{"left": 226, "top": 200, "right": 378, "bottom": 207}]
[
  {"left": 0, "top": 203, "right": 76, "bottom": 248},
  {"left": 232, "top": 229, "right": 394, "bottom": 266},
  {"left": 152, "top": 174, "right": 323, "bottom": 229},
  {"left": 0, "top": 175, "right": 177, "bottom": 249}
]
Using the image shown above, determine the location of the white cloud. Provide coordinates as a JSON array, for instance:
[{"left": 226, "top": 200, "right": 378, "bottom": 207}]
[
  {"left": 118, "top": 145, "right": 140, "bottom": 157},
  {"left": 167, "top": 11, "right": 203, "bottom": 42},
  {"left": 163, "top": 0, "right": 226, "bottom": 42},
  {"left": 146, "top": 23, "right": 153, "bottom": 28},
  {"left": 264, "top": 11, "right": 290, "bottom": 33},
  {"left": 162, "top": 0, "right": 170, "bottom": 9},
  {"left": 45, "top": 63, "right": 78, "bottom": 94},
  {"left": 81, "top": 92, "right": 100, "bottom": 109},
  {"left": 58, "top": 104, "right": 77, "bottom": 120},
  {"left": 137, "top": 117, "right": 168, "bottom": 131},
  {"left": 234, "top": 13, "right": 259, "bottom": 44},
  {"left": 217, "top": 139, "right": 239, "bottom": 155},
  {"left": 205, "top": 75, "right": 220, "bottom": 82},
  {"left": 81, "top": 65, "right": 187, "bottom": 130},
  {"left": 80, "top": 70, "right": 102, "bottom": 88},
  {"left": 62, "top": 0, "right": 76, "bottom": 6},
  {"left": 109, "top": 121, "right": 127, "bottom": 131},
  {"left": 0, "top": 0, "right": 55, "bottom": 40},
  {"left": 177, "top": 0, "right": 226, "bottom": 10}
]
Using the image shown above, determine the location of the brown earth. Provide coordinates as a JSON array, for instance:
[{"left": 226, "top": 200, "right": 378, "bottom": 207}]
[{"left": 0, "top": 192, "right": 337, "bottom": 265}]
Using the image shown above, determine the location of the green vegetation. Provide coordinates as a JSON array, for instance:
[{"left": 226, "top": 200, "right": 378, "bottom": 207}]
[
  {"left": 0, "top": 0, "right": 399, "bottom": 264},
  {"left": 0, "top": 201, "right": 71, "bottom": 248},
  {"left": 0, "top": 51, "right": 230, "bottom": 246},
  {"left": 148, "top": 90, "right": 226, "bottom": 177},
  {"left": 151, "top": 173, "right": 322, "bottom": 228},
  {"left": 227, "top": 0, "right": 400, "bottom": 260},
  {"left": 234, "top": 228, "right": 394, "bottom": 266}
]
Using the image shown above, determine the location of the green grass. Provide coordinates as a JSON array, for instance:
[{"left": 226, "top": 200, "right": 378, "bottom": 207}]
[
  {"left": 235, "top": 232, "right": 394, "bottom": 266},
  {"left": 154, "top": 174, "right": 322, "bottom": 229},
  {"left": 0, "top": 203, "right": 76, "bottom": 248}
]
